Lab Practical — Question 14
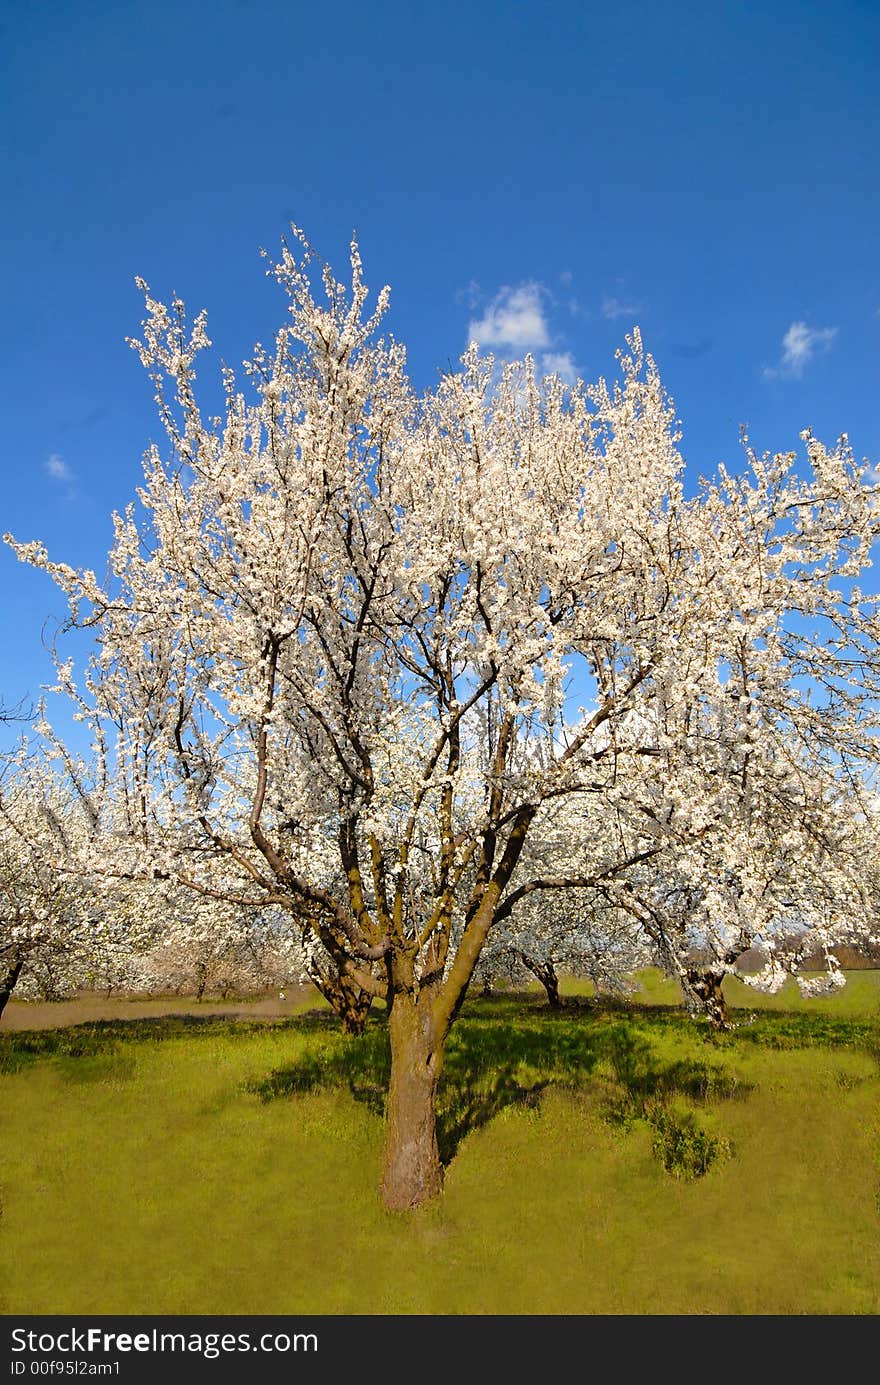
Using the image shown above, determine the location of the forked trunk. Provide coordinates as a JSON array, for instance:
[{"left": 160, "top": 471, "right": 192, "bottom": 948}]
[
  {"left": 683, "top": 968, "right": 731, "bottom": 1031},
  {"left": 0, "top": 957, "right": 23, "bottom": 1022},
  {"left": 382, "top": 991, "right": 443, "bottom": 1210}
]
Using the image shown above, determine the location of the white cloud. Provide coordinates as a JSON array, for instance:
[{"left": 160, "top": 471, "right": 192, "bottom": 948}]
[
  {"left": 464, "top": 281, "right": 581, "bottom": 387},
  {"left": 601, "top": 295, "right": 641, "bottom": 321},
  {"left": 763, "top": 320, "right": 838, "bottom": 380},
  {"left": 468, "top": 282, "right": 550, "bottom": 351},
  {"left": 541, "top": 351, "right": 579, "bottom": 385},
  {"left": 46, "top": 453, "right": 72, "bottom": 481}
]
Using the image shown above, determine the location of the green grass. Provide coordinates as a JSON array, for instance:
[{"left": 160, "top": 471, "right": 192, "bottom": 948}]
[{"left": 1, "top": 971, "right": 878, "bottom": 1315}]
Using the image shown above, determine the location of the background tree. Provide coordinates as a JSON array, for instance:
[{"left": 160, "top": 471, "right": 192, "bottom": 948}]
[
  {"left": 476, "top": 799, "right": 652, "bottom": 1006},
  {"left": 546, "top": 419, "right": 880, "bottom": 1028},
  {"left": 135, "top": 889, "right": 296, "bottom": 1000},
  {"left": 0, "top": 749, "right": 137, "bottom": 1017}
]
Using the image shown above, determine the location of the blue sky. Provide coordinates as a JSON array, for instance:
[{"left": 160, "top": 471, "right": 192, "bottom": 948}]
[{"left": 1, "top": 0, "right": 878, "bottom": 750}]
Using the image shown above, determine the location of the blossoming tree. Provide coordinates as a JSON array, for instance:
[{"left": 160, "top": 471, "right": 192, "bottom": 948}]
[
  {"left": 474, "top": 798, "right": 653, "bottom": 1005},
  {"left": 0, "top": 749, "right": 147, "bottom": 1016},
  {"left": 601, "top": 764, "right": 878, "bottom": 1028},
  {"left": 6, "top": 230, "right": 878, "bottom": 1206},
  {"left": 586, "top": 453, "right": 880, "bottom": 1028}
]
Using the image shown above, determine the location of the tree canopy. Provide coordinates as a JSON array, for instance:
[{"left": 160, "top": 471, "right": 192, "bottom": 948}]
[{"left": 5, "top": 229, "right": 879, "bottom": 1207}]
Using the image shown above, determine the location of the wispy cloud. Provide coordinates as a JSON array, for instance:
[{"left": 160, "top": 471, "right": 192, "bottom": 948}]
[
  {"left": 46, "top": 453, "right": 72, "bottom": 482},
  {"left": 454, "top": 279, "right": 482, "bottom": 311},
  {"left": 540, "top": 351, "right": 579, "bottom": 385},
  {"left": 468, "top": 282, "right": 550, "bottom": 351},
  {"left": 601, "top": 295, "right": 641, "bottom": 321},
  {"left": 763, "top": 320, "right": 838, "bottom": 380}
]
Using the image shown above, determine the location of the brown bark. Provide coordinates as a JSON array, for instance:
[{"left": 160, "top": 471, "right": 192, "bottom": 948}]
[
  {"left": 338, "top": 989, "right": 372, "bottom": 1036},
  {"left": 518, "top": 953, "right": 561, "bottom": 1008},
  {"left": 309, "top": 963, "right": 373, "bottom": 1035},
  {"left": 380, "top": 810, "right": 536, "bottom": 1209},
  {"left": 0, "top": 956, "right": 24, "bottom": 1022},
  {"left": 303, "top": 920, "right": 377, "bottom": 1035},
  {"left": 683, "top": 968, "right": 731, "bottom": 1031},
  {"left": 381, "top": 988, "right": 443, "bottom": 1210}
]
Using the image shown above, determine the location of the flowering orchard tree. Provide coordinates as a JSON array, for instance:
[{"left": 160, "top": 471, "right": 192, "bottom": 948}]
[
  {"left": 475, "top": 799, "right": 653, "bottom": 1006},
  {"left": 7, "top": 230, "right": 880, "bottom": 1206},
  {"left": 0, "top": 749, "right": 145, "bottom": 1016},
  {"left": 294, "top": 915, "right": 376, "bottom": 1033},
  {"left": 127, "top": 888, "right": 295, "bottom": 999},
  {"left": 474, "top": 902, "right": 649, "bottom": 1008},
  {"left": 593, "top": 659, "right": 880, "bottom": 1028},
  {"left": 511, "top": 903, "right": 650, "bottom": 1008},
  {"left": 0, "top": 752, "right": 82, "bottom": 1014},
  {"left": 601, "top": 775, "right": 879, "bottom": 1028}
]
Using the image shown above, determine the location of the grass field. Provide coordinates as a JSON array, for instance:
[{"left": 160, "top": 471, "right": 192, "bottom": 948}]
[{"left": 1, "top": 969, "right": 878, "bottom": 1315}]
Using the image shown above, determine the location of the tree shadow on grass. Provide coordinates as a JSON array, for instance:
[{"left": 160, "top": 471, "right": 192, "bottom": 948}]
[
  {"left": 249, "top": 1006, "right": 748, "bottom": 1176},
  {"left": 6, "top": 990, "right": 873, "bottom": 1175},
  {"left": 708, "top": 1009, "right": 880, "bottom": 1051},
  {"left": 596, "top": 1022, "right": 744, "bottom": 1176},
  {"left": 248, "top": 1024, "right": 553, "bottom": 1165},
  {"left": 0, "top": 1011, "right": 321, "bottom": 1074}
]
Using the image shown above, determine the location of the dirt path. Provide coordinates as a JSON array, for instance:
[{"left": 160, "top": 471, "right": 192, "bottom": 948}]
[{"left": 0, "top": 985, "right": 316, "bottom": 1031}]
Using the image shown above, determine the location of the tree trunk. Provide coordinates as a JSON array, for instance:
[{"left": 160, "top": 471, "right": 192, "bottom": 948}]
[
  {"left": 537, "top": 961, "right": 561, "bottom": 1009},
  {"left": 0, "top": 957, "right": 23, "bottom": 1022},
  {"left": 518, "top": 953, "right": 561, "bottom": 1008},
  {"left": 308, "top": 963, "right": 373, "bottom": 1036},
  {"left": 338, "top": 978, "right": 373, "bottom": 1035},
  {"left": 683, "top": 968, "right": 731, "bottom": 1030},
  {"left": 381, "top": 991, "right": 444, "bottom": 1210}
]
